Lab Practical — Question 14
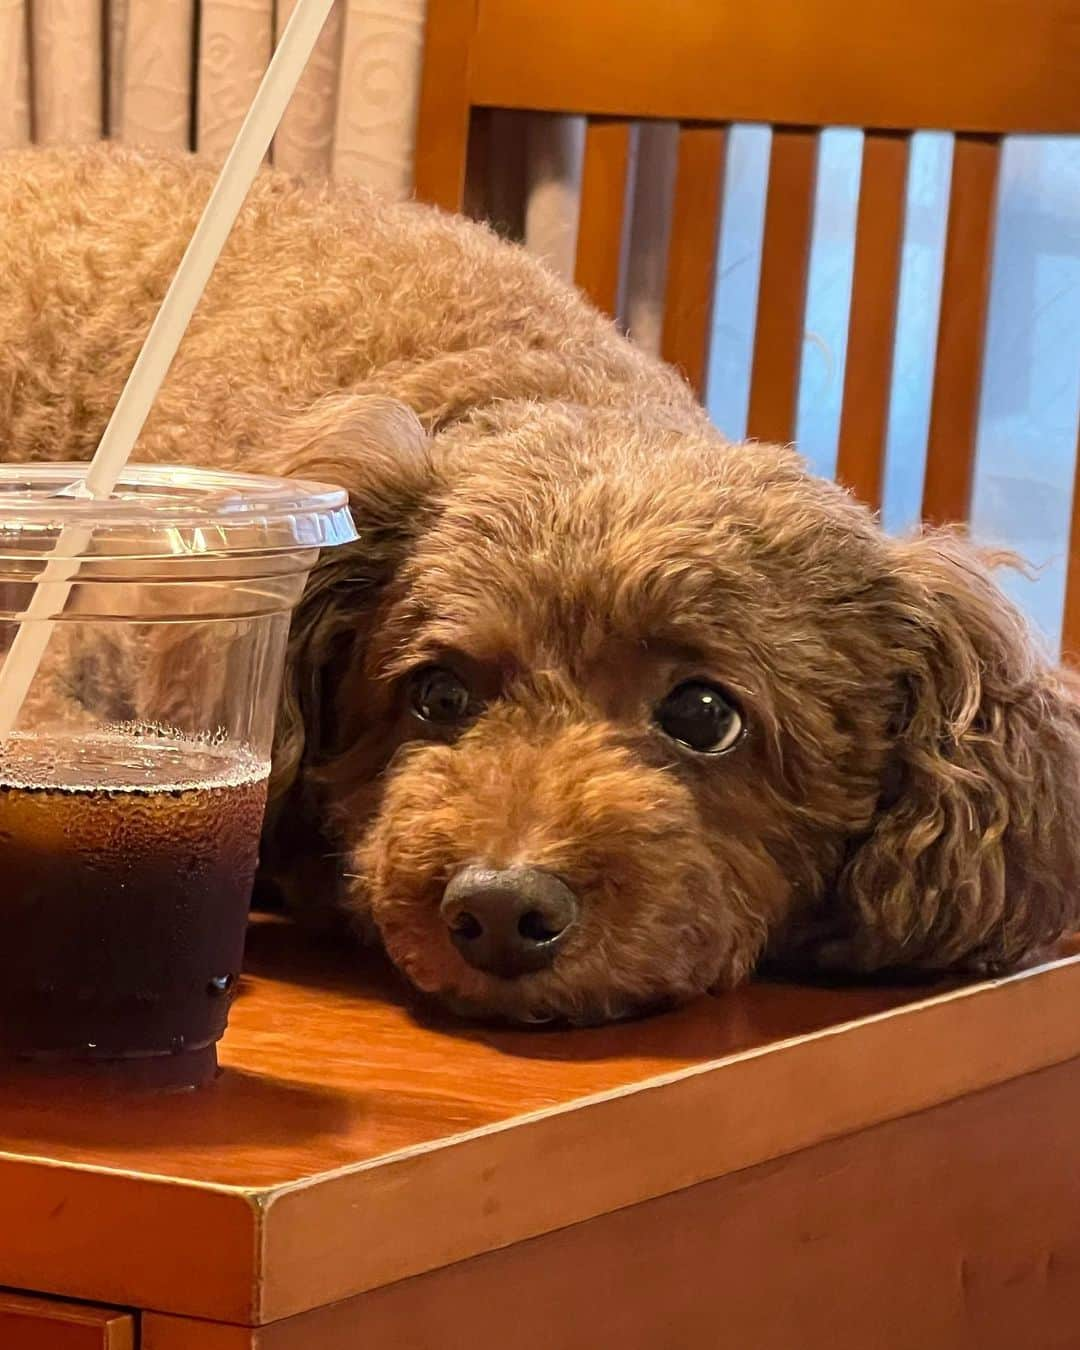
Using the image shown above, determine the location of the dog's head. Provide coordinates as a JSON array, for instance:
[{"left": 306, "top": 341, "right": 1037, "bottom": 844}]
[{"left": 272, "top": 394, "right": 1080, "bottom": 1023}]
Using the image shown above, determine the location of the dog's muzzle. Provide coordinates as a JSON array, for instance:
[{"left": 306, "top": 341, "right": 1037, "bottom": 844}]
[{"left": 440, "top": 865, "right": 579, "bottom": 978}]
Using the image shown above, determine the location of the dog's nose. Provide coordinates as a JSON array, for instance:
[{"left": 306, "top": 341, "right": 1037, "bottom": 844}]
[{"left": 440, "top": 865, "right": 579, "bottom": 978}]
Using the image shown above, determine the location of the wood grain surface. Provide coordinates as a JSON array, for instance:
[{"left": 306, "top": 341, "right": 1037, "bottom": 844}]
[
  {"left": 659, "top": 123, "right": 726, "bottom": 396},
  {"left": 574, "top": 116, "right": 636, "bottom": 318},
  {"left": 921, "top": 135, "right": 1002, "bottom": 525},
  {"left": 835, "top": 131, "right": 910, "bottom": 510},
  {"left": 0, "top": 1290, "right": 133, "bottom": 1350},
  {"left": 463, "top": 0, "right": 1079, "bottom": 133},
  {"left": 0, "top": 917, "right": 1078, "bottom": 1325},
  {"left": 143, "top": 1054, "right": 1080, "bottom": 1349},
  {"left": 746, "top": 127, "right": 818, "bottom": 444},
  {"left": 412, "top": 0, "right": 478, "bottom": 210},
  {"left": 414, "top": 0, "right": 1077, "bottom": 513}
]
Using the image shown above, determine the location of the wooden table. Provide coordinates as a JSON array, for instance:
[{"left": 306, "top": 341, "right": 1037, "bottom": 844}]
[{"left": 2, "top": 916, "right": 1079, "bottom": 1349}]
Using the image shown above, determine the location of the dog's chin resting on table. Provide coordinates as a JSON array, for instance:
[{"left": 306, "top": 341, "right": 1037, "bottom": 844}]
[{"left": 2, "top": 144, "right": 1079, "bottom": 1026}]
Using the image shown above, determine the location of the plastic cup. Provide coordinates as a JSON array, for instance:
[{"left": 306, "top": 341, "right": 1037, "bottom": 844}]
[{"left": 0, "top": 463, "right": 357, "bottom": 1089}]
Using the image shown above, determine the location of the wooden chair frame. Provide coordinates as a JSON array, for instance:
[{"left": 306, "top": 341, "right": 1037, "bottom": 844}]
[{"left": 414, "top": 0, "right": 1080, "bottom": 649}]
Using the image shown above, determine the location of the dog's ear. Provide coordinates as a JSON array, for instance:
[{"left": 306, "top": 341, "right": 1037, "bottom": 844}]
[
  {"left": 267, "top": 394, "right": 436, "bottom": 799},
  {"left": 834, "top": 532, "right": 1080, "bottom": 974},
  {"left": 271, "top": 392, "right": 433, "bottom": 575}
]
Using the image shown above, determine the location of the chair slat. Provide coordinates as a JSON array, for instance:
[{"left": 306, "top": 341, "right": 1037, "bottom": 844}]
[
  {"left": 660, "top": 124, "right": 726, "bottom": 398},
  {"left": 836, "top": 131, "right": 910, "bottom": 511},
  {"left": 921, "top": 134, "right": 1001, "bottom": 525},
  {"left": 1062, "top": 422, "right": 1080, "bottom": 662},
  {"left": 466, "top": 0, "right": 1080, "bottom": 136},
  {"left": 414, "top": 0, "right": 480, "bottom": 211},
  {"left": 574, "top": 118, "right": 636, "bottom": 318},
  {"left": 747, "top": 127, "right": 818, "bottom": 444}
]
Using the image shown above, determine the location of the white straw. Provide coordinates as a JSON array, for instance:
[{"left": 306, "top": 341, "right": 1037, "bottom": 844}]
[{"left": 0, "top": 0, "right": 336, "bottom": 737}]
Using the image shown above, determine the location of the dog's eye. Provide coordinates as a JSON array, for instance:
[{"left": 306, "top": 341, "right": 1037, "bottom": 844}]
[
  {"left": 654, "top": 681, "right": 744, "bottom": 754},
  {"left": 408, "top": 666, "right": 473, "bottom": 725}
]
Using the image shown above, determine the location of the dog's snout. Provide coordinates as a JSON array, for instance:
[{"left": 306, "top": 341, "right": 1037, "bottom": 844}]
[{"left": 440, "top": 865, "right": 579, "bottom": 978}]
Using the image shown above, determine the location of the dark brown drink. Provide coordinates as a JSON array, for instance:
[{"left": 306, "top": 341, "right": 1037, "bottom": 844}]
[{"left": 0, "top": 731, "right": 268, "bottom": 1089}]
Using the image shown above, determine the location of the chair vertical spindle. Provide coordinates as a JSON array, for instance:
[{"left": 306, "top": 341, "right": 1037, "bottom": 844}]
[
  {"left": 836, "top": 131, "right": 910, "bottom": 512},
  {"left": 746, "top": 127, "right": 818, "bottom": 444},
  {"left": 921, "top": 134, "right": 1001, "bottom": 525},
  {"left": 660, "top": 123, "right": 727, "bottom": 399},
  {"left": 574, "top": 117, "right": 636, "bottom": 319}
]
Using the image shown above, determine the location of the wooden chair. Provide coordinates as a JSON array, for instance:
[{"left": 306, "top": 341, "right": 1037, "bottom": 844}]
[{"left": 414, "top": 0, "right": 1080, "bottom": 647}]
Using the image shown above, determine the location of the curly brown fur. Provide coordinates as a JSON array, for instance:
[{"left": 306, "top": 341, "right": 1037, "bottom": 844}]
[{"left": 1, "top": 143, "right": 1078, "bottom": 1024}]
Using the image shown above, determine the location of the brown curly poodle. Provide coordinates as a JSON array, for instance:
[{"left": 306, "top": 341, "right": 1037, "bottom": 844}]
[{"left": 1, "top": 143, "right": 1078, "bottom": 1024}]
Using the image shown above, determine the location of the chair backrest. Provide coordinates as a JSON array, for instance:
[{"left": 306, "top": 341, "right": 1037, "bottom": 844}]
[{"left": 414, "top": 0, "right": 1080, "bottom": 644}]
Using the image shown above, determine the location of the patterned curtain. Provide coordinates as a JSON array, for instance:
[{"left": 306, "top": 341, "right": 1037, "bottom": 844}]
[
  {"left": 0, "top": 0, "right": 426, "bottom": 196},
  {"left": 0, "top": 0, "right": 675, "bottom": 348}
]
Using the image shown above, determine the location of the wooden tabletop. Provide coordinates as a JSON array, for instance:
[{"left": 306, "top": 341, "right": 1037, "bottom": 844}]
[{"left": 2, "top": 915, "right": 1079, "bottom": 1328}]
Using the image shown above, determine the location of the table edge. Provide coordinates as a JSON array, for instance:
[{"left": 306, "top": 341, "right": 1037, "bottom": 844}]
[
  {"left": 255, "top": 953, "right": 1080, "bottom": 1321},
  {"left": 3, "top": 954, "right": 1078, "bottom": 1323}
]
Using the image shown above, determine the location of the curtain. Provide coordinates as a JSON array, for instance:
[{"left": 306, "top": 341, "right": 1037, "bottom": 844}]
[
  {"left": 0, "top": 0, "right": 670, "bottom": 345},
  {"left": 0, "top": 0, "right": 425, "bottom": 193},
  {"left": 0, "top": 0, "right": 30, "bottom": 148}
]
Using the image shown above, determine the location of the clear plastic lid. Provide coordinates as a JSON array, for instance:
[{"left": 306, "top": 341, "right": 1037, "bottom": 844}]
[{"left": 0, "top": 463, "right": 358, "bottom": 560}]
